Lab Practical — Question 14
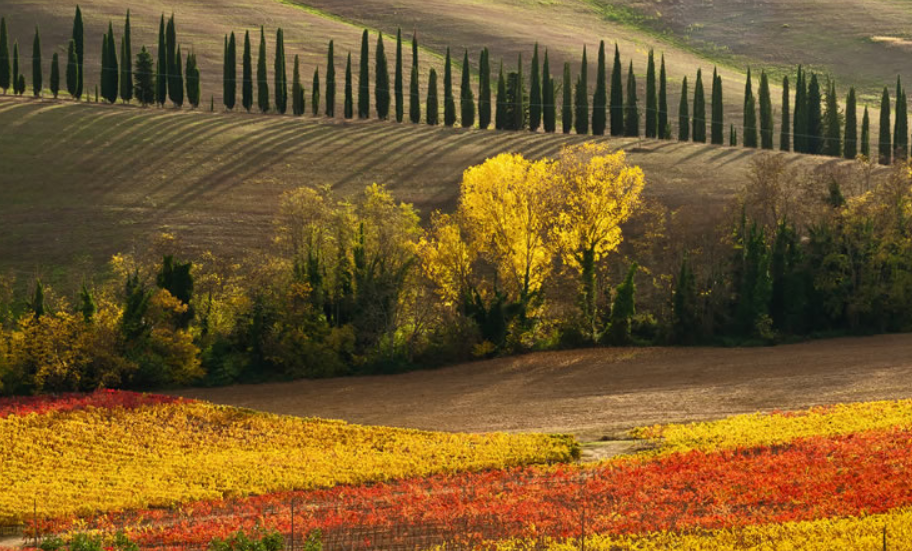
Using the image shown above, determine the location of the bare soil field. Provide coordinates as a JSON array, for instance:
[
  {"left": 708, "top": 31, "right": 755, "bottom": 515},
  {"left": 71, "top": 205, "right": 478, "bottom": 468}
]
[{"left": 180, "top": 334, "right": 912, "bottom": 443}]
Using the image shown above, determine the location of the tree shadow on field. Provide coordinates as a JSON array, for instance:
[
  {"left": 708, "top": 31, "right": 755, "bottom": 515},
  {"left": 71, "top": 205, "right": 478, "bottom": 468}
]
[{"left": 717, "top": 149, "right": 754, "bottom": 166}]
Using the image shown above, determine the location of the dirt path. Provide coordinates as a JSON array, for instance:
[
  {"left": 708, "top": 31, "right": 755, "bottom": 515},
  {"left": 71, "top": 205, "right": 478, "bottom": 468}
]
[{"left": 179, "top": 334, "right": 912, "bottom": 442}]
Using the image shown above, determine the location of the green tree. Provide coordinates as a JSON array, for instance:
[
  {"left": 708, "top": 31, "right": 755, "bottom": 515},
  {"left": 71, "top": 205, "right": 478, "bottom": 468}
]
[
  {"left": 50, "top": 52, "right": 59, "bottom": 98},
  {"left": 292, "top": 54, "right": 304, "bottom": 116},
  {"left": 358, "top": 30, "right": 369, "bottom": 118},
  {"left": 625, "top": 61, "right": 638, "bottom": 137},
  {"left": 672, "top": 257, "right": 699, "bottom": 344},
  {"left": 256, "top": 27, "right": 268, "bottom": 113},
  {"left": 591, "top": 41, "right": 606, "bottom": 135},
  {"left": 861, "top": 106, "right": 870, "bottom": 158},
  {"left": 496, "top": 61, "right": 506, "bottom": 130},
  {"left": 31, "top": 26, "right": 41, "bottom": 97},
  {"left": 879, "top": 86, "right": 892, "bottom": 165},
  {"left": 134, "top": 45, "right": 154, "bottom": 105},
  {"left": 678, "top": 76, "right": 689, "bottom": 141},
  {"left": 394, "top": 28, "right": 404, "bottom": 123},
  {"left": 844, "top": 87, "right": 857, "bottom": 159},
  {"left": 166, "top": 15, "right": 179, "bottom": 106},
  {"left": 574, "top": 46, "right": 588, "bottom": 135},
  {"left": 658, "top": 54, "right": 668, "bottom": 139},
  {"left": 242, "top": 31, "right": 252, "bottom": 112},
  {"left": 0, "top": 17, "right": 9, "bottom": 93},
  {"left": 311, "top": 67, "right": 320, "bottom": 115},
  {"left": 11, "top": 42, "right": 19, "bottom": 95},
  {"left": 121, "top": 12, "right": 133, "bottom": 104},
  {"left": 562, "top": 61, "right": 572, "bottom": 134},
  {"left": 375, "top": 33, "right": 390, "bottom": 120},
  {"left": 759, "top": 71, "right": 774, "bottom": 149},
  {"left": 692, "top": 69, "right": 706, "bottom": 142},
  {"left": 645, "top": 49, "right": 657, "bottom": 138},
  {"left": 172, "top": 45, "right": 183, "bottom": 107},
  {"left": 710, "top": 69, "right": 724, "bottom": 145},
  {"left": 478, "top": 48, "right": 490, "bottom": 129},
  {"left": 530, "top": 43, "right": 542, "bottom": 131},
  {"left": 101, "top": 33, "right": 108, "bottom": 100},
  {"left": 444, "top": 47, "right": 456, "bottom": 126},
  {"left": 793, "top": 67, "right": 806, "bottom": 153},
  {"left": 156, "top": 15, "right": 166, "bottom": 105},
  {"left": 79, "top": 284, "right": 96, "bottom": 323},
  {"left": 807, "top": 74, "right": 823, "bottom": 154},
  {"left": 426, "top": 67, "right": 438, "bottom": 125},
  {"left": 542, "top": 49, "right": 555, "bottom": 133},
  {"left": 274, "top": 28, "right": 287, "bottom": 115},
  {"left": 894, "top": 77, "right": 908, "bottom": 161},
  {"left": 344, "top": 52, "right": 353, "bottom": 118},
  {"left": 823, "top": 79, "right": 841, "bottom": 157},
  {"left": 31, "top": 281, "right": 45, "bottom": 319},
  {"left": 606, "top": 264, "right": 638, "bottom": 346},
  {"left": 730, "top": 123, "right": 737, "bottom": 146},
  {"left": 66, "top": 39, "right": 79, "bottom": 99},
  {"left": 157, "top": 255, "right": 195, "bottom": 329},
  {"left": 460, "top": 50, "right": 475, "bottom": 128},
  {"left": 104, "top": 22, "right": 119, "bottom": 103},
  {"left": 73, "top": 6, "right": 84, "bottom": 98},
  {"left": 511, "top": 54, "right": 525, "bottom": 131},
  {"left": 780, "top": 76, "right": 790, "bottom": 152},
  {"left": 186, "top": 51, "right": 200, "bottom": 108},
  {"left": 325, "top": 40, "right": 335, "bottom": 117},
  {"left": 409, "top": 35, "right": 420, "bottom": 124},
  {"left": 610, "top": 43, "right": 623, "bottom": 136},
  {"left": 743, "top": 68, "right": 758, "bottom": 148}
]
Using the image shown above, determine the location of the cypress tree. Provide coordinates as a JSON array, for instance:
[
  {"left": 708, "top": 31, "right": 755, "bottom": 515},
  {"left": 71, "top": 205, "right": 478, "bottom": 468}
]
[
  {"left": 274, "top": 28, "right": 287, "bottom": 115},
  {"left": 610, "top": 43, "right": 623, "bottom": 136},
  {"left": 107, "top": 22, "right": 119, "bottom": 103},
  {"left": 743, "top": 69, "right": 757, "bottom": 148},
  {"left": 562, "top": 61, "right": 572, "bottom": 134},
  {"left": 692, "top": 69, "right": 706, "bottom": 142},
  {"left": 102, "top": 33, "right": 108, "bottom": 100},
  {"left": 409, "top": 35, "right": 420, "bottom": 124},
  {"left": 325, "top": 40, "right": 335, "bottom": 117},
  {"left": 344, "top": 52, "right": 353, "bottom": 119},
  {"left": 460, "top": 50, "right": 475, "bottom": 128},
  {"left": 574, "top": 46, "right": 588, "bottom": 135},
  {"left": 32, "top": 26, "right": 41, "bottom": 97},
  {"left": 678, "top": 77, "right": 689, "bottom": 141},
  {"left": 759, "top": 71, "right": 773, "bottom": 149},
  {"left": 50, "top": 52, "right": 59, "bottom": 98},
  {"left": 807, "top": 74, "right": 823, "bottom": 154},
  {"left": 166, "top": 15, "right": 179, "bottom": 106},
  {"left": 823, "top": 80, "right": 841, "bottom": 157},
  {"left": 658, "top": 54, "right": 668, "bottom": 139},
  {"left": 426, "top": 67, "right": 438, "bottom": 125},
  {"left": 512, "top": 53, "right": 525, "bottom": 131},
  {"left": 844, "top": 87, "right": 857, "bottom": 159},
  {"left": 591, "top": 41, "right": 606, "bottom": 136},
  {"left": 478, "top": 48, "right": 490, "bottom": 129},
  {"left": 172, "top": 45, "right": 183, "bottom": 107},
  {"left": 11, "top": 42, "right": 19, "bottom": 95},
  {"left": 242, "top": 31, "right": 253, "bottom": 112},
  {"left": 861, "top": 106, "right": 870, "bottom": 159},
  {"left": 312, "top": 68, "right": 320, "bottom": 115},
  {"left": 256, "top": 27, "right": 268, "bottom": 112},
  {"left": 625, "top": 61, "right": 638, "bottom": 137},
  {"left": 444, "top": 47, "right": 456, "bottom": 126},
  {"left": 530, "top": 43, "right": 542, "bottom": 131},
  {"left": 66, "top": 39, "right": 78, "bottom": 99},
  {"left": 879, "top": 86, "right": 892, "bottom": 165},
  {"left": 730, "top": 123, "right": 737, "bottom": 146},
  {"left": 496, "top": 61, "right": 506, "bottom": 130},
  {"left": 395, "top": 29, "right": 403, "bottom": 122},
  {"left": 292, "top": 54, "right": 304, "bottom": 116},
  {"left": 358, "top": 30, "right": 369, "bottom": 118},
  {"left": 121, "top": 12, "right": 133, "bottom": 104},
  {"left": 375, "top": 33, "right": 390, "bottom": 120},
  {"left": 225, "top": 32, "right": 236, "bottom": 110},
  {"left": 793, "top": 67, "right": 806, "bottom": 153},
  {"left": 0, "top": 17, "right": 9, "bottom": 93},
  {"left": 222, "top": 35, "right": 229, "bottom": 107},
  {"left": 894, "top": 77, "right": 908, "bottom": 161},
  {"left": 542, "top": 50, "right": 555, "bottom": 133},
  {"left": 186, "top": 51, "right": 200, "bottom": 108},
  {"left": 73, "top": 6, "right": 84, "bottom": 99},
  {"left": 156, "top": 15, "right": 167, "bottom": 106},
  {"left": 645, "top": 49, "right": 657, "bottom": 138},
  {"left": 711, "top": 69, "right": 724, "bottom": 144},
  {"left": 780, "top": 76, "right": 790, "bottom": 152},
  {"left": 135, "top": 46, "right": 154, "bottom": 106}
]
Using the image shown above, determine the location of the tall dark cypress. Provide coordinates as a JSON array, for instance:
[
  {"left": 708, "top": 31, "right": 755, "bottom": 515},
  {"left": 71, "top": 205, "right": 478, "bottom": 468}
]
[
  {"left": 0, "top": 17, "right": 8, "bottom": 93},
  {"left": 156, "top": 16, "right": 167, "bottom": 106},
  {"left": 375, "top": 33, "right": 390, "bottom": 120},
  {"left": 73, "top": 6, "right": 84, "bottom": 99},
  {"left": 101, "top": 33, "right": 109, "bottom": 100},
  {"left": 185, "top": 51, "right": 200, "bottom": 108},
  {"left": 292, "top": 54, "right": 304, "bottom": 116},
  {"left": 678, "top": 77, "right": 689, "bottom": 141},
  {"left": 223, "top": 36, "right": 229, "bottom": 107},
  {"left": 460, "top": 50, "right": 475, "bottom": 128},
  {"left": 610, "top": 43, "right": 623, "bottom": 136},
  {"left": 256, "top": 27, "right": 268, "bottom": 113},
  {"left": 242, "top": 31, "right": 253, "bottom": 112},
  {"left": 394, "top": 29, "right": 403, "bottom": 122},
  {"left": 807, "top": 74, "right": 823, "bottom": 154},
  {"left": 759, "top": 71, "right": 773, "bottom": 149},
  {"left": 711, "top": 69, "right": 724, "bottom": 145},
  {"left": 793, "top": 67, "right": 806, "bottom": 153},
  {"left": 66, "top": 39, "right": 78, "bottom": 98},
  {"left": 542, "top": 49, "right": 555, "bottom": 133},
  {"left": 344, "top": 52, "right": 353, "bottom": 119},
  {"left": 444, "top": 47, "right": 456, "bottom": 126},
  {"left": 823, "top": 80, "right": 841, "bottom": 157},
  {"left": 274, "top": 28, "right": 287, "bottom": 115},
  {"left": 325, "top": 40, "right": 335, "bottom": 117},
  {"left": 224, "top": 32, "right": 236, "bottom": 110},
  {"left": 844, "top": 87, "right": 857, "bottom": 159},
  {"left": 574, "top": 46, "right": 588, "bottom": 135},
  {"left": 528, "top": 43, "right": 541, "bottom": 131},
  {"left": 13, "top": 42, "right": 21, "bottom": 95},
  {"left": 645, "top": 49, "right": 657, "bottom": 138},
  {"left": 780, "top": 76, "right": 790, "bottom": 152},
  {"left": 166, "top": 15, "right": 179, "bottom": 105},
  {"left": 692, "top": 69, "right": 705, "bottom": 142},
  {"left": 894, "top": 77, "right": 908, "bottom": 161},
  {"left": 426, "top": 67, "right": 438, "bottom": 125},
  {"left": 495, "top": 61, "right": 506, "bottom": 130},
  {"left": 312, "top": 68, "right": 320, "bottom": 115},
  {"left": 50, "top": 52, "right": 59, "bottom": 98},
  {"left": 478, "top": 48, "right": 490, "bottom": 129},
  {"left": 743, "top": 69, "right": 757, "bottom": 148},
  {"left": 562, "top": 61, "right": 572, "bottom": 134},
  {"left": 730, "top": 124, "right": 737, "bottom": 146},
  {"left": 32, "top": 26, "right": 42, "bottom": 97},
  {"left": 658, "top": 54, "right": 668, "bottom": 139},
  {"left": 861, "top": 106, "right": 870, "bottom": 159},
  {"left": 512, "top": 53, "right": 524, "bottom": 131},
  {"left": 121, "top": 12, "right": 133, "bottom": 104},
  {"left": 358, "top": 30, "right": 369, "bottom": 118},
  {"left": 409, "top": 35, "right": 420, "bottom": 124},
  {"left": 591, "top": 41, "right": 606, "bottom": 136},
  {"left": 172, "top": 45, "right": 183, "bottom": 107},
  {"left": 879, "top": 86, "right": 892, "bottom": 165},
  {"left": 625, "top": 61, "right": 638, "bottom": 137},
  {"left": 106, "top": 22, "right": 119, "bottom": 103}
]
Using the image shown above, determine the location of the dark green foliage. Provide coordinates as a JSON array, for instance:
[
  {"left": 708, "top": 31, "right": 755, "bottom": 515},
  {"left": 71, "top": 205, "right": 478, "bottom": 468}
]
[
  {"left": 325, "top": 40, "right": 335, "bottom": 117},
  {"left": 426, "top": 67, "right": 438, "bottom": 125},
  {"left": 32, "top": 27, "right": 41, "bottom": 97},
  {"left": 861, "top": 106, "right": 870, "bottom": 158},
  {"left": 311, "top": 68, "right": 320, "bottom": 116},
  {"left": 574, "top": 47, "right": 588, "bottom": 135},
  {"left": 844, "top": 87, "right": 857, "bottom": 158},
  {"left": 375, "top": 33, "right": 390, "bottom": 120},
  {"left": 409, "top": 36, "right": 420, "bottom": 124},
  {"left": 730, "top": 123, "right": 737, "bottom": 146},
  {"left": 894, "top": 77, "right": 908, "bottom": 161},
  {"left": 120, "top": 13, "right": 133, "bottom": 104},
  {"left": 510, "top": 54, "right": 524, "bottom": 131},
  {"left": 186, "top": 51, "right": 200, "bottom": 108},
  {"left": 823, "top": 80, "right": 841, "bottom": 157},
  {"left": 793, "top": 67, "right": 806, "bottom": 153},
  {"left": 658, "top": 54, "right": 668, "bottom": 139},
  {"left": 394, "top": 29, "right": 404, "bottom": 122},
  {"left": 274, "top": 29, "right": 287, "bottom": 115},
  {"left": 50, "top": 52, "right": 59, "bottom": 98},
  {"left": 460, "top": 50, "right": 475, "bottom": 128},
  {"left": 542, "top": 50, "right": 555, "bottom": 133},
  {"left": 172, "top": 45, "right": 183, "bottom": 107},
  {"left": 344, "top": 52, "right": 353, "bottom": 119},
  {"left": 496, "top": 62, "right": 506, "bottom": 130},
  {"left": 529, "top": 43, "right": 542, "bottom": 132},
  {"left": 678, "top": 76, "right": 689, "bottom": 141},
  {"left": 692, "top": 69, "right": 706, "bottom": 142},
  {"left": 79, "top": 284, "right": 96, "bottom": 323},
  {"left": 645, "top": 50, "right": 657, "bottom": 138},
  {"left": 807, "top": 74, "right": 823, "bottom": 154},
  {"left": 736, "top": 221, "right": 772, "bottom": 337},
  {"left": 73, "top": 6, "right": 84, "bottom": 99},
  {"left": 256, "top": 27, "right": 268, "bottom": 113},
  {"left": 101, "top": 33, "right": 109, "bottom": 100},
  {"left": 478, "top": 48, "right": 490, "bottom": 129},
  {"left": 591, "top": 41, "right": 606, "bottom": 136},
  {"left": 31, "top": 280, "right": 45, "bottom": 319},
  {"left": 0, "top": 17, "right": 9, "bottom": 93},
  {"left": 625, "top": 62, "right": 638, "bottom": 137},
  {"left": 103, "top": 22, "right": 119, "bottom": 104},
  {"left": 222, "top": 35, "right": 230, "bottom": 109},
  {"left": 133, "top": 45, "right": 154, "bottom": 105},
  {"left": 770, "top": 221, "right": 808, "bottom": 334},
  {"left": 242, "top": 31, "right": 252, "bottom": 112},
  {"left": 743, "top": 69, "right": 758, "bottom": 148},
  {"left": 156, "top": 16, "right": 167, "bottom": 106},
  {"left": 759, "top": 71, "right": 773, "bottom": 149},
  {"left": 444, "top": 48, "right": 456, "bottom": 126},
  {"left": 157, "top": 255, "right": 194, "bottom": 329},
  {"left": 166, "top": 15, "right": 180, "bottom": 106},
  {"left": 606, "top": 264, "right": 637, "bottom": 346},
  {"left": 11, "top": 42, "right": 18, "bottom": 95},
  {"left": 610, "top": 43, "right": 623, "bottom": 136},
  {"left": 672, "top": 257, "right": 699, "bottom": 344},
  {"left": 358, "top": 30, "right": 369, "bottom": 118},
  {"left": 780, "top": 76, "right": 790, "bottom": 152},
  {"left": 121, "top": 271, "right": 152, "bottom": 345},
  {"left": 292, "top": 54, "right": 304, "bottom": 116},
  {"left": 879, "top": 87, "right": 892, "bottom": 165},
  {"left": 17, "top": 74, "right": 24, "bottom": 96},
  {"left": 561, "top": 61, "right": 572, "bottom": 134},
  {"left": 710, "top": 69, "right": 724, "bottom": 145}
]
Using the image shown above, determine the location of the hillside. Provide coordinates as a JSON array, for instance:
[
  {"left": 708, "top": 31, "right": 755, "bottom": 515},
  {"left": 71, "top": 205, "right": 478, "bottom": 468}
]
[{"left": 0, "top": 96, "right": 851, "bottom": 278}]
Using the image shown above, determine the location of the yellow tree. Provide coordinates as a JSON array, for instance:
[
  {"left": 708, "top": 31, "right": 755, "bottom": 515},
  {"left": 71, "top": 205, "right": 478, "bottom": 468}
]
[
  {"left": 416, "top": 212, "right": 478, "bottom": 308},
  {"left": 549, "top": 144, "right": 645, "bottom": 339}
]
